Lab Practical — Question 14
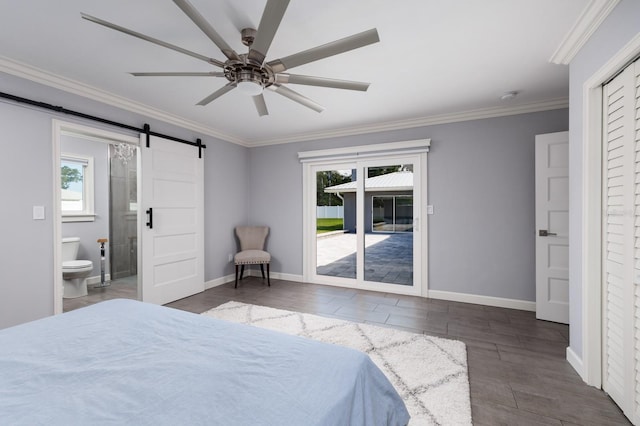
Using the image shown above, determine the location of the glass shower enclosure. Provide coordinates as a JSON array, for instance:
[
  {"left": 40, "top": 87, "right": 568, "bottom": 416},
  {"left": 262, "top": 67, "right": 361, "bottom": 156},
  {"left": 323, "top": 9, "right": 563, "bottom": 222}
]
[{"left": 109, "top": 143, "right": 138, "bottom": 283}]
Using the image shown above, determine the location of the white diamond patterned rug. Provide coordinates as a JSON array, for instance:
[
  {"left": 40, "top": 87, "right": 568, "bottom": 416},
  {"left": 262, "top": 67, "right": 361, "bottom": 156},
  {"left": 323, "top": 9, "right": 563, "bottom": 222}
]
[{"left": 202, "top": 301, "right": 471, "bottom": 425}]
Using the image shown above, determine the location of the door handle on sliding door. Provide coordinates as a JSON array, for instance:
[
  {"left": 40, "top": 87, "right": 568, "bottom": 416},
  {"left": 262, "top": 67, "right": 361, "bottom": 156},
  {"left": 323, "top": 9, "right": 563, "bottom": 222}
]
[
  {"left": 413, "top": 217, "right": 419, "bottom": 232},
  {"left": 146, "top": 208, "right": 153, "bottom": 229}
]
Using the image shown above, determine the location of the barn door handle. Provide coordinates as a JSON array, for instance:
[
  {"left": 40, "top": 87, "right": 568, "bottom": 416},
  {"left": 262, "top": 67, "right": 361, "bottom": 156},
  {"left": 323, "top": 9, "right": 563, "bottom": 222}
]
[
  {"left": 538, "top": 229, "right": 556, "bottom": 237},
  {"left": 146, "top": 208, "right": 153, "bottom": 229}
]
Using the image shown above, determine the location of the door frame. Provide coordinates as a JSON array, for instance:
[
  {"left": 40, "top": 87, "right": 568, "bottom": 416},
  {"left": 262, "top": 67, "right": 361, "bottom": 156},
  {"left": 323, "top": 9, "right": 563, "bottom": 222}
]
[
  {"left": 52, "top": 119, "right": 140, "bottom": 314},
  {"left": 579, "top": 33, "right": 640, "bottom": 386},
  {"left": 300, "top": 139, "right": 430, "bottom": 297}
]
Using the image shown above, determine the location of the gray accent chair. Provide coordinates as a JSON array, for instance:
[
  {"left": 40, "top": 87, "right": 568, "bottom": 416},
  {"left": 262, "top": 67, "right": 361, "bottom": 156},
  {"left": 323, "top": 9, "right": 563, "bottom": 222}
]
[{"left": 234, "top": 226, "right": 271, "bottom": 288}]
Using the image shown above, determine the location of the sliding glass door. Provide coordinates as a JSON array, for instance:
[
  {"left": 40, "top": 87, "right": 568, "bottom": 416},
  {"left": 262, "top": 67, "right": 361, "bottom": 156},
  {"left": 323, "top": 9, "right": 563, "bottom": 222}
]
[
  {"left": 306, "top": 152, "right": 425, "bottom": 295},
  {"left": 363, "top": 162, "right": 415, "bottom": 287},
  {"left": 315, "top": 165, "right": 357, "bottom": 279}
]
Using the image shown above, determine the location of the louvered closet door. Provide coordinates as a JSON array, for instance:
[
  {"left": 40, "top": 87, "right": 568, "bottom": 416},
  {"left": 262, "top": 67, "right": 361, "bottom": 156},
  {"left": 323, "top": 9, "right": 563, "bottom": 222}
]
[
  {"left": 602, "top": 58, "right": 640, "bottom": 424},
  {"left": 633, "top": 60, "right": 640, "bottom": 426}
]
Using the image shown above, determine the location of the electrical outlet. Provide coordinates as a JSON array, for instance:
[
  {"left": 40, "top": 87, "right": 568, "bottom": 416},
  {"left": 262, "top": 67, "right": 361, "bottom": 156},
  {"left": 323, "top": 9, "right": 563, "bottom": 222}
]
[
  {"left": 228, "top": 253, "right": 233, "bottom": 262},
  {"left": 427, "top": 205, "right": 434, "bottom": 215}
]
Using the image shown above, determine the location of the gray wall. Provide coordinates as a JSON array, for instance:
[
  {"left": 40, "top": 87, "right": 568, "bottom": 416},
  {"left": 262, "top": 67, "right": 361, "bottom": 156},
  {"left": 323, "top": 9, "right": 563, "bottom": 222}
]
[
  {"left": 60, "top": 134, "right": 110, "bottom": 277},
  {"left": 0, "top": 97, "right": 55, "bottom": 328},
  {"left": 0, "top": 71, "right": 248, "bottom": 329},
  {"left": 0, "top": 67, "right": 568, "bottom": 329},
  {"left": 248, "top": 109, "right": 568, "bottom": 302},
  {"left": 568, "top": 0, "right": 640, "bottom": 359},
  {"left": 204, "top": 138, "right": 250, "bottom": 279}
]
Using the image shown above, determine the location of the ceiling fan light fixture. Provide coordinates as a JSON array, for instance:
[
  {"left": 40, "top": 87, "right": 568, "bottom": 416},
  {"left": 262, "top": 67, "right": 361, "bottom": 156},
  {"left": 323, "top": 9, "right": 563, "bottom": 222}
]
[
  {"left": 237, "top": 80, "right": 264, "bottom": 96},
  {"left": 236, "top": 69, "right": 264, "bottom": 95}
]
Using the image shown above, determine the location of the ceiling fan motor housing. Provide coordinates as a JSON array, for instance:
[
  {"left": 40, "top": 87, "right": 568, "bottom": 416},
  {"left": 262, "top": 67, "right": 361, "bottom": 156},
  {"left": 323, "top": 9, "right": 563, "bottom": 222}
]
[{"left": 224, "top": 57, "right": 274, "bottom": 90}]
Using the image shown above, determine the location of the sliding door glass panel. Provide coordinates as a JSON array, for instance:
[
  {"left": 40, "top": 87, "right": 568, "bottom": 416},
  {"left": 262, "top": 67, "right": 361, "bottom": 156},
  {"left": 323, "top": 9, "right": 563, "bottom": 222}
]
[
  {"left": 372, "top": 196, "right": 393, "bottom": 232},
  {"left": 364, "top": 165, "right": 413, "bottom": 285},
  {"left": 316, "top": 168, "right": 356, "bottom": 279},
  {"left": 395, "top": 196, "right": 414, "bottom": 232}
]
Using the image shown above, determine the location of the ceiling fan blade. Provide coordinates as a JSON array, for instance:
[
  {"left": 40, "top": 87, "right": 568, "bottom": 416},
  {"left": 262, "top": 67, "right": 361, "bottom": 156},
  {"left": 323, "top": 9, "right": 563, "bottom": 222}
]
[
  {"left": 173, "top": 0, "right": 239, "bottom": 61},
  {"left": 275, "top": 74, "right": 370, "bottom": 91},
  {"left": 267, "top": 28, "right": 379, "bottom": 73},
  {"left": 197, "top": 82, "right": 236, "bottom": 106},
  {"left": 130, "top": 72, "right": 226, "bottom": 77},
  {"left": 80, "top": 13, "right": 224, "bottom": 68},
  {"left": 268, "top": 84, "right": 324, "bottom": 113},
  {"left": 247, "top": 0, "right": 290, "bottom": 65},
  {"left": 253, "top": 94, "right": 269, "bottom": 116}
]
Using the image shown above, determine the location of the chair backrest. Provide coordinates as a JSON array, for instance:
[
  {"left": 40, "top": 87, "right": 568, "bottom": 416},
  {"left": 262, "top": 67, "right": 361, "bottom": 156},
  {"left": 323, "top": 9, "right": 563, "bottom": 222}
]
[{"left": 235, "top": 226, "right": 269, "bottom": 251}]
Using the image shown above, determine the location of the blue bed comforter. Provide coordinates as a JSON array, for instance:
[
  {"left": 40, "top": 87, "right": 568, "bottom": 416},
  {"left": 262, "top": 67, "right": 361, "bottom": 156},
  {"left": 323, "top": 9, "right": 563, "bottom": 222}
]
[{"left": 0, "top": 299, "right": 409, "bottom": 425}]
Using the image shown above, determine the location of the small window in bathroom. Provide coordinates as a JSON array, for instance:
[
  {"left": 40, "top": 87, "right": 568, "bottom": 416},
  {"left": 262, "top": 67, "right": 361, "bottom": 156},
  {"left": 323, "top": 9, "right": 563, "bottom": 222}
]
[{"left": 61, "top": 154, "right": 95, "bottom": 222}]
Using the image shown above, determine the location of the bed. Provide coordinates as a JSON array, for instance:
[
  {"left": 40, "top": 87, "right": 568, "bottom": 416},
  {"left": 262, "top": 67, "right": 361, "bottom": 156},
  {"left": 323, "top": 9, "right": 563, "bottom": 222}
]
[{"left": 0, "top": 299, "right": 409, "bottom": 425}]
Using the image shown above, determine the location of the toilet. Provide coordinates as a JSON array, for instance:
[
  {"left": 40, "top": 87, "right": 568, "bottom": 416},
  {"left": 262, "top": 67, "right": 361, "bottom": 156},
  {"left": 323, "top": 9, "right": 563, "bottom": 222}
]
[{"left": 62, "top": 237, "right": 93, "bottom": 298}]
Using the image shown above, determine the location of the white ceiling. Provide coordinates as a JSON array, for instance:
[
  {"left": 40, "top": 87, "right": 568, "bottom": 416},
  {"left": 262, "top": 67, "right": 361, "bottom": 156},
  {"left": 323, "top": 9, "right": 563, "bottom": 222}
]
[{"left": 0, "top": 1, "right": 591, "bottom": 146}]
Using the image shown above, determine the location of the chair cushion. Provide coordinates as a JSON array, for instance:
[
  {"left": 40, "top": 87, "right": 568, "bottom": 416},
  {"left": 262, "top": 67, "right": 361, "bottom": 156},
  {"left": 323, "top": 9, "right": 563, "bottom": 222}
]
[
  {"left": 236, "top": 226, "right": 269, "bottom": 251},
  {"left": 234, "top": 250, "right": 270, "bottom": 265}
]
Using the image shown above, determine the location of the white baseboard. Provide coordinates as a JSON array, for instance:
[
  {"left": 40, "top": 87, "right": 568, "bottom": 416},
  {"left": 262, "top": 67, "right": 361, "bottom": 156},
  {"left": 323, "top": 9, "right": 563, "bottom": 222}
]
[
  {"left": 206, "top": 270, "right": 304, "bottom": 289},
  {"left": 246, "top": 269, "right": 303, "bottom": 283},
  {"left": 205, "top": 274, "right": 235, "bottom": 289},
  {"left": 566, "top": 346, "right": 585, "bottom": 380},
  {"left": 427, "top": 290, "right": 536, "bottom": 312},
  {"left": 267, "top": 271, "right": 304, "bottom": 282},
  {"left": 205, "top": 271, "right": 535, "bottom": 312}
]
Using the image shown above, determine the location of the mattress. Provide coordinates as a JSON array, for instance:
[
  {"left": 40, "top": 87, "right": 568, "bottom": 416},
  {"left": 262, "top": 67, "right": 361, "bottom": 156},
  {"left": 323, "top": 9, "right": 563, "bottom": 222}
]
[{"left": 0, "top": 299, "right": 409, "bottom": 425}]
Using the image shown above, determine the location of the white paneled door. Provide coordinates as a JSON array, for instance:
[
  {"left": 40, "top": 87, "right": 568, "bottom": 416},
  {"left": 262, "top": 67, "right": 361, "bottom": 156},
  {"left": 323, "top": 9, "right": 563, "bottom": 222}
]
[
  {"left": 601, "top": 58, "right": 640, "bottom": 424},
  {"left": 535, "top": 131, "right": 569, "bottom": 324},
  {"left": 140, "top": 134, "right": 204, "bottom": 305}
]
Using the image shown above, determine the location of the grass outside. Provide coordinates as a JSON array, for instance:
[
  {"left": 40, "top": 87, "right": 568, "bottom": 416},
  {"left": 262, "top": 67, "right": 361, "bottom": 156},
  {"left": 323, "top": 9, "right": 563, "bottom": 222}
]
[{"left": 317, "top": 218, "right": 344, "bottom": 234}]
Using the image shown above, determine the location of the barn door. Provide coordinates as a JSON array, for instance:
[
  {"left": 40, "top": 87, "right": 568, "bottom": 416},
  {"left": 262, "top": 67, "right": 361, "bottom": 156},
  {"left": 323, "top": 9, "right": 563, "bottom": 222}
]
[
  {"left": 601, "top": 58, "right": 640, "bottom": 424},
  {"left": 140, "top": 134, "right": 204, "bottom": 305}
]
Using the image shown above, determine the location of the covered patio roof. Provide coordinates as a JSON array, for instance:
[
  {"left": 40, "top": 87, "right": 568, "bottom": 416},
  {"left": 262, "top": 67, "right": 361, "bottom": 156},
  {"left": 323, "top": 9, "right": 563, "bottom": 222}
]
[{"left": 324, "top": 171, "right": 413, "bottom": 193}]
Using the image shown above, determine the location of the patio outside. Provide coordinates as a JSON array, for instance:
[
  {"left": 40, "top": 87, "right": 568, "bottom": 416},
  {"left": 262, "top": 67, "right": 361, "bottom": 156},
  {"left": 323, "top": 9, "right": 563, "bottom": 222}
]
[
  {"left": 316, "top": 166, "right": 414, "bottom": 286},
  {"left": 316, "top": 232, "right": 413, "bottom": 285}
]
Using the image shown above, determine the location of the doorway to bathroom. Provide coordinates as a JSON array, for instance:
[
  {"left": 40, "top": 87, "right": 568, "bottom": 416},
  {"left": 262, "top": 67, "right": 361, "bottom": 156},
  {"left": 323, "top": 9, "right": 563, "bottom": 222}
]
[{"left": 54, "top": 120, "right": 141, "bottom": 313}]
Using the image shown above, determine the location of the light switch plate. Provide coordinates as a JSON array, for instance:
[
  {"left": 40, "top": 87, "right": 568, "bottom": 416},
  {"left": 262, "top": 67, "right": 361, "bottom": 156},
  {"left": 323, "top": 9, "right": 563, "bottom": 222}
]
[
  {"left": 33, "top": 206, "right": 45, "bottom": 220},
  {"left": 427, "top": 205, "right": 434, "bottom": 215}
]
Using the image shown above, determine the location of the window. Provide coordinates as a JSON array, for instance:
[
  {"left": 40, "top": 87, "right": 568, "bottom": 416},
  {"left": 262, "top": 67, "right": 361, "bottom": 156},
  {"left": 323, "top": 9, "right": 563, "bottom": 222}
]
[
  {"left": 61, "top": 154, "right": 95, "bottom": 222},
  {"left": 372, "top": 195, "right": 413, "bottom": 232}
]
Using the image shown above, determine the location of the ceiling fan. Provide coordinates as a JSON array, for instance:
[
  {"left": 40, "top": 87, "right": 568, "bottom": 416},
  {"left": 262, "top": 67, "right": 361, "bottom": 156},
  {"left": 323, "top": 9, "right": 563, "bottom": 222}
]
[{"left": 81, "top": 0, "right": 380, "bottom": 116}]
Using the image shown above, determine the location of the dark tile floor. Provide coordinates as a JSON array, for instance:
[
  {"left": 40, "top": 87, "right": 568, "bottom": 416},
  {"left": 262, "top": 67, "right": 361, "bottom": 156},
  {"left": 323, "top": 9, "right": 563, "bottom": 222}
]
[
  {"left": 166, "top": 277, "right": 632, "bottom": 426},
  {"left": 63, "top": 275, "right": 137, "bottom": 312}
]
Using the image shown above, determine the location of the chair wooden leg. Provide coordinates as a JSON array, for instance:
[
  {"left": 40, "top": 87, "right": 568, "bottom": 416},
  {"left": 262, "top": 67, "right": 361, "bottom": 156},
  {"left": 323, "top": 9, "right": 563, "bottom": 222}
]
[
  {"left": 240, "top": 265, "right": 245, "bottom": 281},
  {"left": 235, "top": 265, "right": 239, "bottom": 288},
  {"left": 260, "top": 264, "right": 265, "bottom": 279},
  {"left": 267, "top": 263, "right": 270, "bottom": 286}
]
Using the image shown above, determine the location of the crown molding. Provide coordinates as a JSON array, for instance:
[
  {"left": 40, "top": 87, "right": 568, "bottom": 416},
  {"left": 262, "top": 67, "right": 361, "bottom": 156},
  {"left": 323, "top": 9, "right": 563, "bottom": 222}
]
[
  {"left": 1, "top": 56, "right": 568, "bottom": 149},
  {"left": 247, "top": 97, "right": 569, "bottom": 147},
  {"left": 0, "top": 56, "right": 246, "bottom": 146},
  {"left": 550, "top": 0, "right": 620, "bottom": 65}
]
